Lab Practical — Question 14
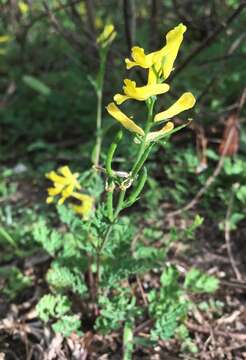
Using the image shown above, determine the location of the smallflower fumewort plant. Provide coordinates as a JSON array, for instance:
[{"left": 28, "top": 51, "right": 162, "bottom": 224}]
[
  {"left": 45, "top": 22, "right": 196, "bottom": 285},
  {"left": 38, "top": 24, "right": 215, "bottom": 351}
]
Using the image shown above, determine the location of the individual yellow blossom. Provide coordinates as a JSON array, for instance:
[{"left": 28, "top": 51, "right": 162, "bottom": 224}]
[
  {"left": 97, "top": 24, "right": 116, "bottom": 48},
  {"left": 18, "top": 1, "right": 29, "bottom": 14},
  {"left": 146, "top": 122, "right": 174, "bottom": 142},
  {"left": 114, "top": 79, "right": 169, "bottom": 104},
  {"left": 148, "top": 23, "right": 187, "bottom": 84},
  {"left": 125, "top": 46, "right": 155, "bottom": 69},
  {"left": 154, "top": 92, "right": 196, "bottom": 122},
  {"left": 125, "top": 23, "right": 186, "bottom": 84},
  {"left": 71, "top": 192, "right": 94, "bottom": 219},
  {"left": 46, "top": 166, "right": 81, "bottom": 205},
  {"left": 106, "top": 102, "right": 145, "bottom": 136},
  {"left": 106, "top": 102, "right": 174, "bottom": 141}
]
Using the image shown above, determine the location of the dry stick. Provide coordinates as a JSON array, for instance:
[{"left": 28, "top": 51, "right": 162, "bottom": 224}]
[
  {"left": 84, "top": 0, "right": 96, "bottom": 41},
  {"left": 224, "top": 188, "right": 242, "bottom": 280},
  {"left": 136, "top": 276, "right": 148, "bottom": 306},
  {"left": 149, "top": 0, "right": 160, "bottom": 50},
  {"left": 123, "top": 0, "right": 136, "bottom": 53},
  {"left": 169, "top": 1, "right": 246, "bottom": 82},
  {"left": 42, "top": 1, "right": 85, "bottom": 53},
  {"left": 186, "top": 321, "right": 246, "bottom": 341}
]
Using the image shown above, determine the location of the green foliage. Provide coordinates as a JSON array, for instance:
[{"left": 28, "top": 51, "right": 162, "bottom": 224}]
[
  {"left": 0, "top": 266, "right": 32, "bottom": 299},
  {"left": 95, "top": 288, "right": 141, "bottom": 333},
  {"left": 184, "top": 268, "right": 219, "bottom": 293},
  {"left": 22, "top": 75, "right": 51, "bottom": 96},
  {"left": 36, "top": 294, "right": 71, "bottom": 323},
  {"left": 33, "top": 219, "right": 63, "bottom": 256},
  {"left": 36, "top": 293, "right": 82, "bottom": 336},
  {"left": 46, "top": 264, "right": 87, "bottom": 296},
  {"left": 148, "top": 266, "right": 189, "bottom": 340},
  {"left": 148, "top": 265, "right": 219, "bottom": 342}
]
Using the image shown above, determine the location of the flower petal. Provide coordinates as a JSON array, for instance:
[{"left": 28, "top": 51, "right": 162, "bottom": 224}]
[
  {"left": 123, "top": 79, "right": 169, "bottom": 101},
  {"left": 154, "top": 92, "right": 196, "bottom": 122},
  {"left": 106, "top": 102, "right": 145, "bottom": 136},
  {"left": 146, "top": 122, "right": 174, "bottom": 142},
  {"left": 114, "top": 93, "right": 130, "bottom": 105},
  {"left": 161, "top": 23, "right": 187, "bottom": 79},
  {"left": 46, "top": 196, "right": 54, "bottom": 204},
  {"left": 125, "top": 46, "right": 154, "bottom": 69}
]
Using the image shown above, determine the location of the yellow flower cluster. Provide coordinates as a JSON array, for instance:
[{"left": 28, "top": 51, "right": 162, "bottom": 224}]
[
  {"left": 106, "top": 24, "right": 196, "bottom": 140},
  {"left": 46, "top": 166, "right": 93, "bottom": 219}
]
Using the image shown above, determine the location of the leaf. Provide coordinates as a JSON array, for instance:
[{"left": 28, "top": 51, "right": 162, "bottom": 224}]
[
  {"left": 22, "top": 75, "right": 51, "bottom": 96},
  {"left": 52, "top": 315, "right": 82, "bottom": 337},
  {"left": 36, "top": 294, "right": 71, "bottom": 323},
  {"left": 184, "top": 268, "right": 219, "bottom": 293},
  {"left": 0, "top": 226, "right": 17, "bottom": 248}
]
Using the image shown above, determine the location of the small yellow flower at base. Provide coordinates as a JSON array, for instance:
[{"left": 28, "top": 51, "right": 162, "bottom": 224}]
[
  {"left": 106, "top": 102, "right": 145, "bottom": 136},
  {"left": 46, "top": 166, "right": 81, "bottom": 205},
  {"left": 71, "top": 193, "right": 94, "bottom": 219},
  {"left": 154, "top": 92, "right": 196, "bottom": 122},
  {"left": 114, "top": 79, "right": 170, "bottom": 104},
  {"left": 146, "top": 122, "right": 174, "bottom": 142}
]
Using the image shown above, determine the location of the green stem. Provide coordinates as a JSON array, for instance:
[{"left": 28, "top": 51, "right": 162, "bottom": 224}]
[
  {"left": 94, "top": 90, "right": 102, "bottom": 167},
  {"left": 106, "top": 188, "right": 114, "bottom": 222},
  {"left": 114, "top": 188, "right": 126, "bottom": 220},
  {"left": 131, "top": 98, "right": 155, "bottom": 176}
]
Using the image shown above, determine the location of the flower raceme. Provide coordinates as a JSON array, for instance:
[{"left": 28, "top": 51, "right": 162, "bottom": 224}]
[
  {"left": 46, "top": 166, "right": 94, "bottom": 218},
  {"left": 106, "top": 23, "right": 196, "bottom": 139}
]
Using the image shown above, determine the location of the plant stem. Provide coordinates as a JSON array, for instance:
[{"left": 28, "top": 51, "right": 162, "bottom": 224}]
[
  {"left": 95, "top": 223, "right": 114, "bottom": 297},
  {"left": 94, "top": 90, "right": 102, "bottom": 166},
  {"left": 114, "top": 188, "right": 126, "bottom": 220}
]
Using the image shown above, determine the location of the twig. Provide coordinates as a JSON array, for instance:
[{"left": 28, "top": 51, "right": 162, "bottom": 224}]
[
  {"left": 169, "top": 1, "right": 246, "bottom": 82},
  {"left": 123, "top": 0, "right": 136, "bottom": 53},
  {"left": 136, "top": 276, "right": 148, "bottom": 306},
  {"left": 42, "top": 1, "right": 84, "bottom": 53},
  {"left": 186, "top": 321, "right": 246, "bottom": 341},
  {"left": 224, "top": 186, "right": 242, "bottom": 280}
]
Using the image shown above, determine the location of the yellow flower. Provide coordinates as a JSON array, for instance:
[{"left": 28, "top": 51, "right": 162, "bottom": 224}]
[
  {"left": 0, "top": 35, "right": 11, "bottom": 43},
  {"left": 46, "top": 166, "right": 81, "bottom": 205},
  {"left": 125, "top": 46, "right": 155, "bottom": 69},
  {"left": 125, "top": 23, "right": 186, "bottom": 84},
  {"left": 106, "top": 102, "right": 145, "bottom": 136},
  {"left": 18, "top": 1, "right": 29, "bottom": 14},
  {"left": 97, "top": 24, "right": 116, "bottom": 48},
  {"left": 106, "top": 102, "right": 174, "bottom": 141},
  {"left": 71, "top": 193, "right": 94, "bottom": 219},
  {"left": 114, "top": 79, "right": 169, "bottom": 104},
  {"left": 146, "top": 122, "right": 174, "bottom": 142},
  {"left": 154, "top": 92, "right": 196, "bottom": 122},
  {"left": 148, "top": 23, "right": 187, "bottom": 84}
]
